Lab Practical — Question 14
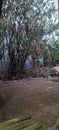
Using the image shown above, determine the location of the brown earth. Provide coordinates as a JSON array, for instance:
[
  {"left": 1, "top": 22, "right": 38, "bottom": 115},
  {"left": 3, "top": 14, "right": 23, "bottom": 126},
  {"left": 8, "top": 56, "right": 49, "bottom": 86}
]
[{"left": 0, "top": 77, "right": 59, "bottom": 127}]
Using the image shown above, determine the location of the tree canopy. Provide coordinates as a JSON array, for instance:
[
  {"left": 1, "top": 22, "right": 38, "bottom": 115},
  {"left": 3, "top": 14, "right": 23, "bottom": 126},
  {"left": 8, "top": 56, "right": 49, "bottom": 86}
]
[{"left": 0, "top": 0, "right": 58, "bottom": 79}]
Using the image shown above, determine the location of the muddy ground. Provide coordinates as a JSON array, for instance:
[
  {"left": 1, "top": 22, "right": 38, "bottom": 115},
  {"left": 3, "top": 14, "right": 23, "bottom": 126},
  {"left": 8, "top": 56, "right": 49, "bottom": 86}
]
[{"left": 0, "top": 77, "right": 59, "bottom": 127}]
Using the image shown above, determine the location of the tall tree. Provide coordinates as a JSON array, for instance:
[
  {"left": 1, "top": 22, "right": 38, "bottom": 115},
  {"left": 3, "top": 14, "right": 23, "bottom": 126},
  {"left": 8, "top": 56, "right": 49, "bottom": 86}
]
[{"left": 0, "top": 0, "right": 57, "bottom": 78}]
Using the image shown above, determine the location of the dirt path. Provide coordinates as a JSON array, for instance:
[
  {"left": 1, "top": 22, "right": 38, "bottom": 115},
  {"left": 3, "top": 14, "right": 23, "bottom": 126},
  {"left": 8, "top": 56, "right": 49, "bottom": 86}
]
[{"left": 0, "top": 78, "right": 59, "bottom": 127}]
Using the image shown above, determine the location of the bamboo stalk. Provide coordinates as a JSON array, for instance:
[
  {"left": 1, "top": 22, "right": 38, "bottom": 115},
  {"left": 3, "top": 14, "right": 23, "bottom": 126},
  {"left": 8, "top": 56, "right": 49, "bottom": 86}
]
[{"left": 0, "top": 118, "right": 36, "bottom": 130}]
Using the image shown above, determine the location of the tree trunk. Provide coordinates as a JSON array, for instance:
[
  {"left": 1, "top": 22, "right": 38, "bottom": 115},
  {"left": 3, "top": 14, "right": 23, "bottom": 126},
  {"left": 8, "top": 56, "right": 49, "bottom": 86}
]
[{"left": 0, "top": 0, "right": 3, "bottom": 17}]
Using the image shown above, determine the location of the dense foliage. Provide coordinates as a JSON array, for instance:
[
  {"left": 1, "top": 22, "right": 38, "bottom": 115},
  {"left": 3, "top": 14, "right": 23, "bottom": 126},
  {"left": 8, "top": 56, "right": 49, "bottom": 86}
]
[{"left": 0, "top": 0, "right": 58, "bottom": 79}]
